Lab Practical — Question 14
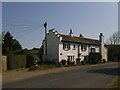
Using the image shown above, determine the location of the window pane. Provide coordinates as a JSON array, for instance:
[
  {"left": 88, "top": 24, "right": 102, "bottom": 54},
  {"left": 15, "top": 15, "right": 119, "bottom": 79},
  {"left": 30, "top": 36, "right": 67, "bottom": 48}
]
[
  {"left": 73, "top": 45, "right": 75, "bottom": 48},
  {"left": 63, "top": 43, "right": 65, "bottom": 49}
]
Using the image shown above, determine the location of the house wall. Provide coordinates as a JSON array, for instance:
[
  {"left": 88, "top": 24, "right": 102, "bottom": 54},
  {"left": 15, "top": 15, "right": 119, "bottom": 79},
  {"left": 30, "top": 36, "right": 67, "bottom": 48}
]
[
  {"left": 99, "top": 33, "right": 108, "bottom": 62},
  {"left": 104, "top": 47, "right": 108, "bottom": 62},
  {"left": 59, "top": 43, "right": 78, "bottom": 64},
  {"left": 59, "top": 43, "right": 100, "bottom": 63},
  {"left": 78, "top": 45, "right": 100, "bottom": 61},
  {"left": 46, "top": 31, "right": 60, "bottom": 62},
  {"left": 89, "top": 45, "right": 100, "bottom": 53},
  {"left": 42, "top": 30, "right": 107, "bottom": 63}
]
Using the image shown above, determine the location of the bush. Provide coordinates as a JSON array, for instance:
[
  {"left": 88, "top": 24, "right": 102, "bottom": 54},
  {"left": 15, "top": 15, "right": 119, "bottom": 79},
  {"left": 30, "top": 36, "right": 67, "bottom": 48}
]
[
  {"left": 102, "top": 59, "right": 106, "bottom": 63},
  {"left": 84, "top": 55, "right": 89, "bottom": 64},
  {"left": 89, "top": 53, "right": 102, "bottom": 64},
  {"left": 76, "top": 58, "right": 80, "bottom": 64},
  {"left": 60, "top": 60, "right": 66, "bottom": 65},
  {"left": 67, "top": 59, "right": 75, "bottom": 65},
  {"left": 7, "top": 55, "right": 26, "bottom": 70},
  {"left": 67, "top": 59, "right": 72, "bottom": 65},
  {"left": 81, "top": 61, "right": 86, "bottom": 65},
  {"left": 26, "top": 54, "right": 40, "bottom": 68},
  {"left": 108, "top": 45, "right": 120, "bottom": 62}
]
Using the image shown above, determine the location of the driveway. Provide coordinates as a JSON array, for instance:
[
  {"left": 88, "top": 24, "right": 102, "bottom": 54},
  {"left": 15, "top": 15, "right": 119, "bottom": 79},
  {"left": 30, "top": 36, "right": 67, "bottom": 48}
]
[{"left": 2, "top": 62, "right": 119, "bottom": 88}]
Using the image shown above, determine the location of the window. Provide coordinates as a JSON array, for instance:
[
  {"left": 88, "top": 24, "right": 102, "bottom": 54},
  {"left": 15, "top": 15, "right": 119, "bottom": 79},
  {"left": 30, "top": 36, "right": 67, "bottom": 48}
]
[
  {"left": 91, "top": 48, "right": 96, "bottom": 53},
  {"left": 63, "top": 43, "right": 70, "bottom": 50},
  {"left": 67, "top": 56, "right": 74, "bottom": 62},
  {"left": 73, "top": 44, "right": 76, "bottom": 50},
  {"left": 81, "top": 44, "right": 87, "bottom": 51}
]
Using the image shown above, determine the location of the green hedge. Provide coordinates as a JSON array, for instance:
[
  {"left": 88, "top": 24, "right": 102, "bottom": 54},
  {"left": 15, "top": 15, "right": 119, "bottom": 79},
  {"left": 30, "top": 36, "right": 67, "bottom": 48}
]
[
  {"left": 108, "top": 45, "right": 120, "bottom": 62},
  {"left": 26, "top": 54, "right": 40, "bottom": 68},
  {"left": 7, "top": 55, "right": 26, "bottom": 70},
  {"left": 89, "top": 53, "right": 102, "bottom": 64}
]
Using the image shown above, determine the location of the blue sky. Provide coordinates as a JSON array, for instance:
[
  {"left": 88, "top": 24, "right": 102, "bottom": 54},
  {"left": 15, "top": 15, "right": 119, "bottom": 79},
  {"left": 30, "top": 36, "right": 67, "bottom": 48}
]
[{"left": 2, "top": 2, "right": 118, "bottom": 49}]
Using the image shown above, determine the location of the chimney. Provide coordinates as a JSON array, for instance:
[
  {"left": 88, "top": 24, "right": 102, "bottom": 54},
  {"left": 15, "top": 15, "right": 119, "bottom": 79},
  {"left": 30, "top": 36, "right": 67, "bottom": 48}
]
[
  {"left": 99, "top": 33, "right": 105, "bottom": 61},
  {"left": 69, "top": 29, "right": 73, "bottom": 37},
  {"left": 99, "top": 33, "right": 104, "bottom": 42}
]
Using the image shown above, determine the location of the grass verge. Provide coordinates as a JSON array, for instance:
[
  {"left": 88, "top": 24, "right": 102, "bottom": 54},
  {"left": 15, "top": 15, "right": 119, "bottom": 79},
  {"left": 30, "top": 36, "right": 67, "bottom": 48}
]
[
  {"left": 106, "top": 76, "right": 120, "bottom": 89},
  {"left": 28, "top": 64, "right": 59, "bottom": 71}
]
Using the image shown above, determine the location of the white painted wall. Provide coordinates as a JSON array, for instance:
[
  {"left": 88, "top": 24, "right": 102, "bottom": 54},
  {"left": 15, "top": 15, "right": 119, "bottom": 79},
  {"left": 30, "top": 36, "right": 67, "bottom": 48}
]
[
  {"left": 104, "top": 47, "right": 108, "bottom": 62},
  {"left": 59, "top": 43, "right": 78, "bottom": 63},
  {"left": 89, "top": 45, "right": 100, "bottom": 53},
  {"left": 59, "top": 43, "right": 100, "bottom": 62},
  {"left": 79, "top": 45, "right": 100, "bottom": 61},
  {"left": 46, "top": 31, "right": 60, "bottom": 62},
  {"left": 42, "top": 30, "right": 108, "bottom": 63}
]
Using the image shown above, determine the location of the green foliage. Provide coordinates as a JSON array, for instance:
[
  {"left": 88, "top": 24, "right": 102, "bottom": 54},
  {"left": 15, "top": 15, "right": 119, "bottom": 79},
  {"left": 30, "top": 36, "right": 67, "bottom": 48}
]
[
  {"left": 106, "top": 76, "right": 120, "bottom": 88},
  {"left": 37, "top": 45, "right": 43, "bottom": 62},
  {"left": 26, "top": 54, "right": 40, "bottom": 68},
  {"left": 67, "top": 59, "right": 75, "bottom": 65},
  {"left": 28, "top": 64, "right": 59, "bottom": 71},
  {"left": 88, "top": 53, "right": 102, "bottom": 64},
  {"left": 76, "top": 58, "right": 80, "bottom": 64},
  {"left": 13, "top": 49, "right": 28, "bottom": 55},
  {"left": 60, "top": 60, "right": 66, "bottom": 65},
  {"left": 7, "top": 55, "right": 26, "bottom": 70},
  {"left": 2, "top": 32, "right": 22, "bottom": 55},
  {"left": 108, "top": 45, "right": 120, "bottom": 62},
  {"left": 81, "top": 61, "right": 86, "bottom": 65},
  {"left": 84, "top": 55, "right": 89, "bottom": 64}
]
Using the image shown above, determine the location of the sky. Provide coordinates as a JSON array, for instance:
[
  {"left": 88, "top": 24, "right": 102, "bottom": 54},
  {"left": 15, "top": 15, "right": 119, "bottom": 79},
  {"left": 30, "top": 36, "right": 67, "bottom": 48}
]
[{"left": 2, "top": 2, "right": 118, "bottom": 49}]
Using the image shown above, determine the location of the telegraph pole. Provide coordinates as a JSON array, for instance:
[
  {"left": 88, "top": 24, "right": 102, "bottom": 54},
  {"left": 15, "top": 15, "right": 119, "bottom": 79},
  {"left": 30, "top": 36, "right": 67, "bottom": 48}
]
[{"left": 44, "top": 22, "right": 47, "bottom": 61}]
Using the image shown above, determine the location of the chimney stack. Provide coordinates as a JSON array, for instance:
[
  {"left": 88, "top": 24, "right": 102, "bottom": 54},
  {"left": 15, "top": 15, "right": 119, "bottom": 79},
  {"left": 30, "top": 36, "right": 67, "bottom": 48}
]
[
  {"left": 69, "top": 29, "right": 73, "bottom": 37},
  {"left": 99, "top": 33, "right": 105, "bottom": 61}
]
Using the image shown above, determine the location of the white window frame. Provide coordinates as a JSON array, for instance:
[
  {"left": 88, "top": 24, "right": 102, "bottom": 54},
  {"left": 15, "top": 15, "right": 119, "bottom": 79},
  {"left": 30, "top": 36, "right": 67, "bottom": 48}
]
[
  {"left": 81, "top": 44, "right": 87, "bottom": 51},
  {"left": 63, "top": 43, "right": 70, "bottom": 50},
  {"left": 73, "top": 44, "right": 76, "bottom": 50}
]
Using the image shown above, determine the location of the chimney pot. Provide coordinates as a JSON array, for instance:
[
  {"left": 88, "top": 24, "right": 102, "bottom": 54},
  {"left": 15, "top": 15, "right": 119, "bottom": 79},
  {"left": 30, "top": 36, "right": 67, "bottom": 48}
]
[{"left": 69, "top": 29, "right": 73, "bottom": 36}]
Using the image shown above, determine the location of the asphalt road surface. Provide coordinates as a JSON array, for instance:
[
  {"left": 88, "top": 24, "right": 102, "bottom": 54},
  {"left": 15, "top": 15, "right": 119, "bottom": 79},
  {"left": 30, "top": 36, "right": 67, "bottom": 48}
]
[{"left": 3, "top": 62, "right": 119, "bottom": 88}]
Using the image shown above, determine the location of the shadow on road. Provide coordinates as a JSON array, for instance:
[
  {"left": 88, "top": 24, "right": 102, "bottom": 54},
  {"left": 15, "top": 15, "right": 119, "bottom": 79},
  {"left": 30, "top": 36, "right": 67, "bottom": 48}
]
[{"left": 87, "top": 67, "right": 120, "bottom": 76}]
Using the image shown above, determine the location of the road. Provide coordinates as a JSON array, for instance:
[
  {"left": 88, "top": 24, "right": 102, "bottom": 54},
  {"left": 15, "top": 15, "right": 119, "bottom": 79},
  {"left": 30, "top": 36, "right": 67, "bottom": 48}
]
[{"left": 3, "top": 62, "right": 119, "bottom": 88}]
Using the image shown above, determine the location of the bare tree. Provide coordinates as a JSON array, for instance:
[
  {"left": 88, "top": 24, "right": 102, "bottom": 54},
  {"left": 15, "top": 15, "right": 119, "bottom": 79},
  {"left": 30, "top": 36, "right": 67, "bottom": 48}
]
[{"left": 107, "top": 31, "right": 120, "bottom": 45}]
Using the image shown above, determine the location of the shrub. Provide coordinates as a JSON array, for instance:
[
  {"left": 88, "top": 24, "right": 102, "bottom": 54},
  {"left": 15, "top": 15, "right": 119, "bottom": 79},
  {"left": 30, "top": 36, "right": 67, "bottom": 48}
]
[
  {"left": 26, "top": 54, "right": 40, "bottom": 68},
  {"left": 108, "top": 45, "right": 120, "bottom": 62},
  {"left": 102, "top": 59, "right": 106, "bottom": 63},
  {"left": 67, "top": 59, "right": 72, "bottom": 65},
  {"left": 7, "top": 55, "right": 26, "bottom": 70},
  {"left": 84, "top": 55, "right": 89, "bottom": 64},
  {"left": 60, "top": 60, "right": 66, "bottom": 65},
  {"left": 81, "top": 61, "right": 86, "bottom": 65},
  {"left": 67, "top": 59, "right": 75, "bottom": 65},
  {"left": 76, "top": 58, "right": 80, "bottom": 64},
  {"left": 89, "top": 53, "right": 102, "bottom": 64}
]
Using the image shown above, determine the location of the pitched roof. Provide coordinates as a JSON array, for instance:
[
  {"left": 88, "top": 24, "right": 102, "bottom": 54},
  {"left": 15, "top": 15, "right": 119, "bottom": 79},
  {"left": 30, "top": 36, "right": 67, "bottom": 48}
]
[{"left": 60, "top": 34, "right": 100, "bottom": 46}]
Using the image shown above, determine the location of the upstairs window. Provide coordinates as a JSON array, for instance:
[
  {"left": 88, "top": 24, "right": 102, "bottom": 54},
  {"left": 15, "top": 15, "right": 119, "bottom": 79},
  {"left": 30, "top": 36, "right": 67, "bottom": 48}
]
[
  {"left": 73, "top": 44, "right": 76, "bottom": 50},
  {"left": 91, "top": 48, "right": 96, "bottom": 53},
  {"left": 63, "top": 43, "right": 70, "bottom": 50},
  {"left": 81, "top": 44, "right": 87, "bottom": 51}
]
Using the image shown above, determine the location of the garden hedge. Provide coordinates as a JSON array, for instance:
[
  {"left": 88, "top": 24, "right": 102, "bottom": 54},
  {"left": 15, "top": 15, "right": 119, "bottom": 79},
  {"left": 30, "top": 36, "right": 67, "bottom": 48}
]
[
  {"left": 26, "top": 54, "right": 40, "bottom": 68},
  {"left": 7, "top": 55, "right": 26, "bottom": 70},
  {"left": 88, "top": 53, "right": 102, "bottom": 64}
]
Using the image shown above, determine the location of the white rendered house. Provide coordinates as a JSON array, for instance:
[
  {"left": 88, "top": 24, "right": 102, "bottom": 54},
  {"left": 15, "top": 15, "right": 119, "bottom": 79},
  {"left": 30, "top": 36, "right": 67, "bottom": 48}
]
[{"left": 42, "top": 29, "right": 108, "bottom": 64}]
